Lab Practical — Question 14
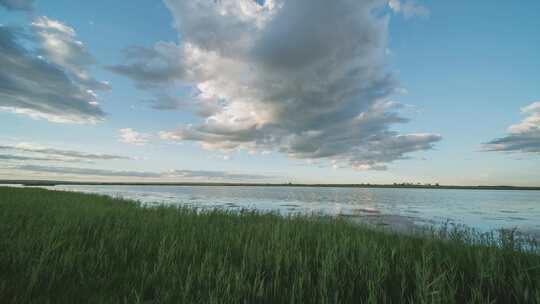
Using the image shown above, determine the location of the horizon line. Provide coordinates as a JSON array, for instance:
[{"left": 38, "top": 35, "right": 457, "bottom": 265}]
[{"left": 1, "top": 180, "right": 539, "bottom": 191}]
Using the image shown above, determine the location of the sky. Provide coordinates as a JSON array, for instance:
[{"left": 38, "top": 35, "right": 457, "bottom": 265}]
[{"left": 0, "top": 0, "right": 539, "bottom": 186}]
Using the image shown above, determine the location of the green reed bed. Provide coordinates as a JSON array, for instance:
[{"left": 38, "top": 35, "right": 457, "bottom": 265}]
[{"left": 0, "top": 186, "right": 539, "bottom": 303}]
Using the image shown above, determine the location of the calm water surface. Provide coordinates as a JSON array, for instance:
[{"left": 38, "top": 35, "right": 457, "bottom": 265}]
[{"left": 41, "top": 185, "right": 540, "bottom": 233}]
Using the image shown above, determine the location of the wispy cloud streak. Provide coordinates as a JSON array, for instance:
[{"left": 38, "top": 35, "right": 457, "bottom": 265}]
[
  {"left": 11, "top": 164, "right": 272, "bottom": 181},
  {"left": 483, "top": 101, "right": 540, "bottom": 154}
]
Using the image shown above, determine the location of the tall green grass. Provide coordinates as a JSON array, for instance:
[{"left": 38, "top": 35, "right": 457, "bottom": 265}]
[{"left": 0, "top": 186, "right": 539, "bottom": 303}]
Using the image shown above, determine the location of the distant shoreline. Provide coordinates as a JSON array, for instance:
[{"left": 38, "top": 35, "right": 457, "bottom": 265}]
[{"left": 1, "top": 180, "right": 539, "bottom": 191}]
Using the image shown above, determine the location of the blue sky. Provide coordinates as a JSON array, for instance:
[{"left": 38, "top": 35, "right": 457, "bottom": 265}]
[{"left": 0, "top": 0, "right": 539, "bottom": 185}]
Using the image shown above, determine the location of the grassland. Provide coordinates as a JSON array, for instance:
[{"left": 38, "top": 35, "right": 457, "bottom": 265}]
[{"left": 0, "top": 186, "right": 539, "bottom": 303}]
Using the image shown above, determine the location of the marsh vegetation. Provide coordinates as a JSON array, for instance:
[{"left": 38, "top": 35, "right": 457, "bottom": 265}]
[{"left": 0, "top": 187, "right": 539, "bottom": 303}]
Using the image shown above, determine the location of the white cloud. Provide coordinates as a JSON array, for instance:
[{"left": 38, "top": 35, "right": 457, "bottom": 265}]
[
  {"left": 483, "top": 101, "right": 540, "bottom": 154},
  {"left": 110, "top": 0, "right": 441, "bottom": 170},
  {"left": 0, "top": 17, "right": 108, "bottom": 124},
  {"left": 388, "top": 0, "right": 430, "bottom": 18},
  {"left": 119, "top": 128, "right": 150, "bottom": 146},
  {"left": 388, "top": 0, "right": 401, "bottom": 12},
  {"left": 31, "top": 16, "right": 110, "bottom": 91}
]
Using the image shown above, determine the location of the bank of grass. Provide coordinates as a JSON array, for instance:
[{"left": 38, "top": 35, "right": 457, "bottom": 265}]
[{"left": 0, "top": 187, "right": 539, "bottom": 303}]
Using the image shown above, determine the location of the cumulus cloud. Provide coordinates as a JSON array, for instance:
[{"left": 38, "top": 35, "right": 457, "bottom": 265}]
[
  {"left": 111, "top": 0, "right": 440, "bottom": 170},
  {"left": 119, "top": 128, "right": 150, "bottom": 146},
  {"left": 388, "top": 0, "right": 430, "bottom": 18},
  {"left": 0, "top": 143, "right": 130, "bottom": 161},
  {"left": 31, "top": 17, "right": 110, "bottom": 91},
  {"left": 483, "top": 101, "right": 540, "bottom": 154},
  {"left": 11, "top": 164, "right": 272, "bottom": 181},
  {"left": 0, "top": 0, "right": 33, "bottom": 11},
  {"left": 0, "top": 18, "right": 108, "bottom": 123}
]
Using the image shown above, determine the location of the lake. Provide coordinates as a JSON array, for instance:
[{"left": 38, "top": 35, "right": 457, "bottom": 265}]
[{"left": 36, "top": 185, "right": 540, "bottom": 235}]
